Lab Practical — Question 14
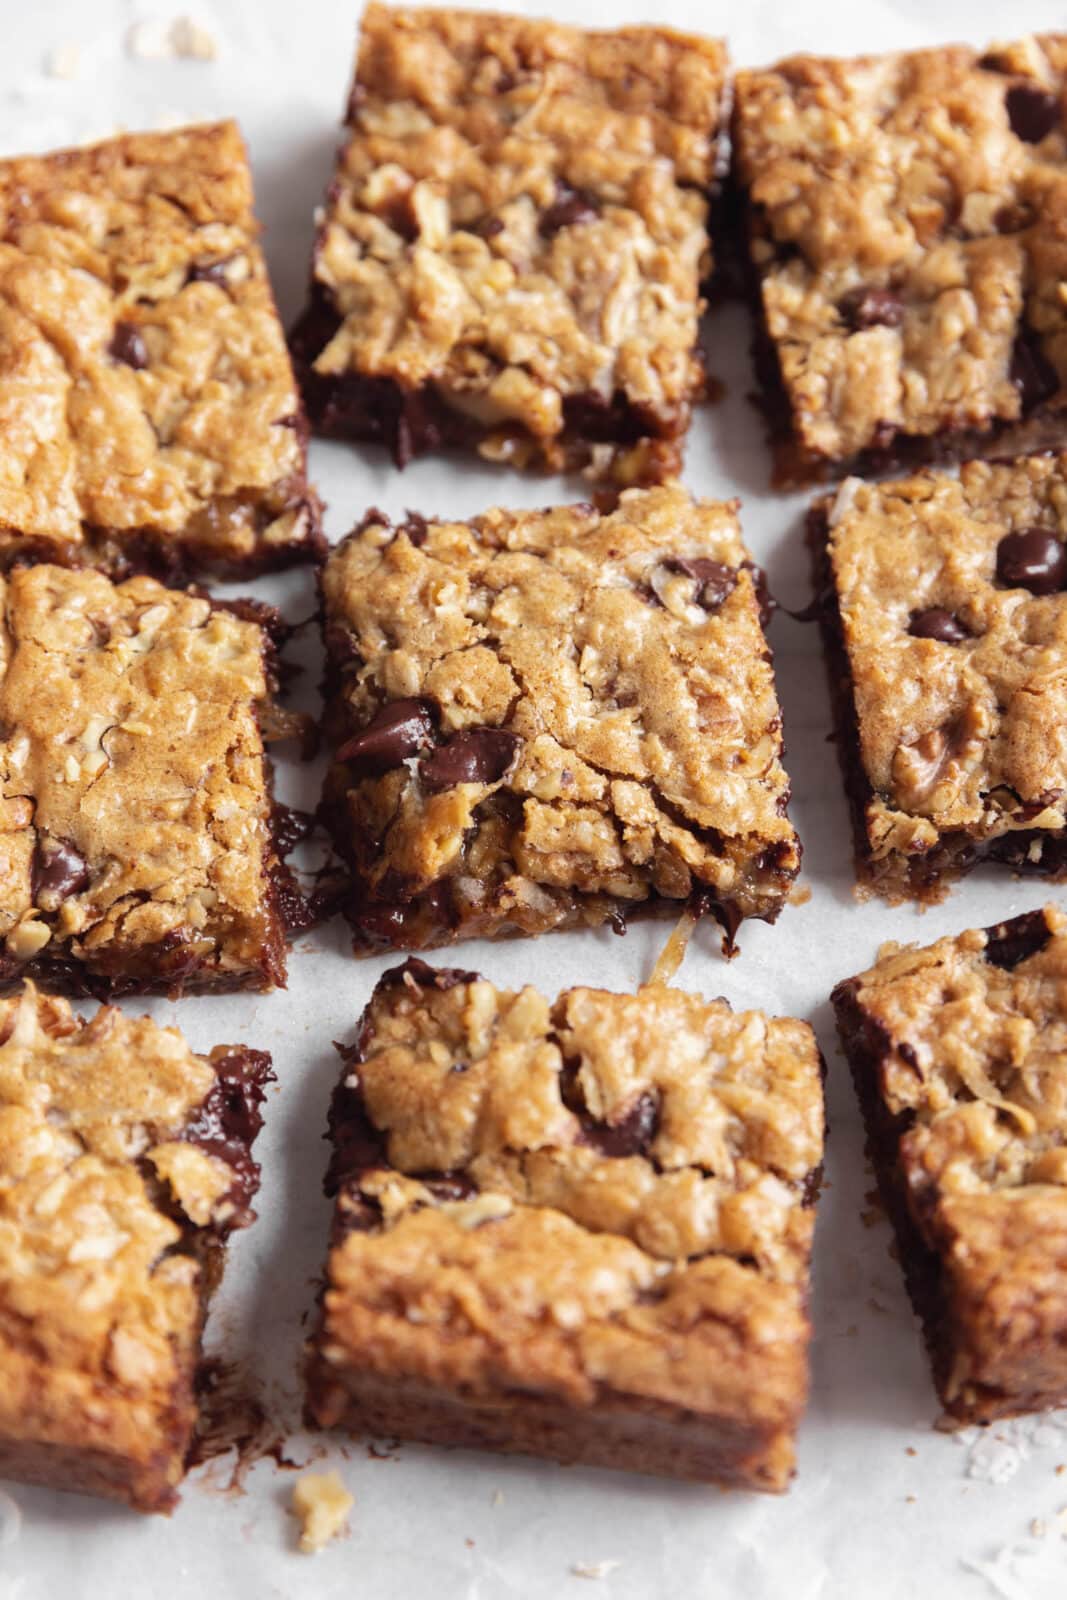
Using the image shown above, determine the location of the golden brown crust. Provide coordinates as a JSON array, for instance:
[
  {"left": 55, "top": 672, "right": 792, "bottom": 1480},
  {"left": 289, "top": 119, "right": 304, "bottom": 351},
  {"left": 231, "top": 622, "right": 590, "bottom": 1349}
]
[
  {"left": 733, "top": 36, "right": 1067, "bottom": 477},
  {"left": 817, "top": 456, "right": 1067, "bottom": 901},
  {"left": 0, "top": 121, "right": 321, "bottom": 575},
  {"left": 0, "top": 564, "right": 285, "bottom": 994},
  {"left": 833, "top": 905, "right": 1067, "bottom": 1422},
  {"left": 320, "top": 486, "right": 800, "bottom": 953},
  {"left": 308, "top": 965, "right": 825, "bottom": 1490},
  {"left": 0, "top": 985, "right": 264, "bottom": 1509},
  {"left": 295, "top": 4, "right": 726, "bottom": 483}
]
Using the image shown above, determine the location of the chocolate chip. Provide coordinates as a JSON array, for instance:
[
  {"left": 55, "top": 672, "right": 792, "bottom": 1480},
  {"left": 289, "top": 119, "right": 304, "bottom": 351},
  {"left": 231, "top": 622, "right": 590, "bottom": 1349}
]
[
  {"left": 183, "top": 1048, "right": 274, "bottom": 1223},
  {"left": 421, "top": 728, "right": 519, "bottom": 791},
  {"left": 31, "top": 837, "right": 90, "bottom": 911},
  {"left": 538, "top": 181, "right": 598, "bottom": 238},
  {"left": 983, "top": 908, "right": 1052, "bottom": 971},
  {"left": 667, "top": 558, "right": 737, "bottom": 612},
  {"left": 472, "top": 214, "right": 505, "bottom": 240},
  {"left": 423, "top": 1174, "right": 478, "bottom": 1201},
  {"left": 187, "top": 258, "right": 232, "bottom": 287},
  {"left": 838, "top": 287, "right": 905, "bottom": 331},
  {"left": 584, "top": 1092, "right": 660, "bottom": 1160},
  {"left": 378, "top": 957, "right": 480, "bottom": 992},
  {"left": 995, "top": 527, "right": 1067, "bottom": 595},
  {"left": 108, "top": 321, "right": 148, "bottom": 370},
  {"left": 908, "top": 608, "right": 969, "bottom": 643},
  {"left": 1010, "top": 330, "right": 1059, "bottom": 414},
  {"left": 1006, "top": 83, "right": 1060, "bottom": 143},
  {"left": 337, "top": 698, "right": 437, "bottom": 773}
]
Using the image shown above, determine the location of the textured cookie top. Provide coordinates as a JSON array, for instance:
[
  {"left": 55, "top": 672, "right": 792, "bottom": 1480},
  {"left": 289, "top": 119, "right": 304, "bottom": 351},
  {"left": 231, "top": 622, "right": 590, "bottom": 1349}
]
[
  {"left": 733, "top": 35, "right": 1067, "bottom": 460},
  {"left": 835, "top": 904, "right": 1067, "bottom": 1400},
  {"left": 323, "top": 486, "right": 797, "bottom": 924},
  {"left": 0, "top": 121, "right": 307, "bottom": 559},
  {"left": 0, "top": 985, "right": 258, "bottom": 1416},
  {"left": 0, "top": 565, "right": 277, "bottom": 979},
  {"left": 821, "top": 455, "right": 1067, "bottom": 863},
  {"left": 322, "top": 962, "right": 822, "bottom": 1422},
  {"left": 309, "top": 4, "right": 723, "bottom": 445}
]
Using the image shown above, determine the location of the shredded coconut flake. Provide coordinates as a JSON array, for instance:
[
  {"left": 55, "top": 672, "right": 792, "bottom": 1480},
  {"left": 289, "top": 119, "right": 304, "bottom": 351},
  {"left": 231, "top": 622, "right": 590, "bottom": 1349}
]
[{"left": 571, "top": 1561, "right": 621, "bottom": 1581}]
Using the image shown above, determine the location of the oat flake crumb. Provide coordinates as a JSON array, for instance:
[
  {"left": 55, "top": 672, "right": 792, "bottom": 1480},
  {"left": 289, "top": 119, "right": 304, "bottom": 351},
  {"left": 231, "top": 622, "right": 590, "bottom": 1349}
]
[
  {"left": 292, "top": 1471, "right": 353, "bottom": 1554},
  {"left": 44, "top": 45, "right": 80, "bottom": 80},
  {"left": 169, "top": 16, "right": 218, "bottom": 60},
  {"left": 572, "top": 1561, "right": 621, "bottom": 1580}
]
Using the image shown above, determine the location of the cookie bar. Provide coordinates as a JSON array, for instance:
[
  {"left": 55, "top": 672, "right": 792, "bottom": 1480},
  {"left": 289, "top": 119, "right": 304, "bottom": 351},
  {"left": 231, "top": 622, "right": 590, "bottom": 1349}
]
[
  {"left": 833, "top": 904, "right": 1067, "bottom": 1424},
  {"left": 732, "top": 36, "right": 1067, "bottom": 484},
  {"left": 320, "top": 486, "right": 800, "bottom": 955},
  {"left": 0, "top": 564, "right": 296, "bottom": 995},
  {"left": 812, "top": 454, "right": 1067, "bottom": 902},
  {"left": 307, "top": 960, "right": 825, "bottom": 1490},
  {"left": 290, "top": 4, "right": 726, "bottom": 484},
  {"left": 0, "top": 121, "right": 322, "bottom": 576},
  {"left": 0, "top": 984, "right": 272, "bottom": 1508}
]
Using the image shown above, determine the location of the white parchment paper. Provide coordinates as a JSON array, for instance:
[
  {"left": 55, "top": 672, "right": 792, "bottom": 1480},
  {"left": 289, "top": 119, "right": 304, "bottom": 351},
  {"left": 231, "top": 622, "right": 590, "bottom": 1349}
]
[{"left": 4, "top": 2, "right": 1067, "bottom": 1594}]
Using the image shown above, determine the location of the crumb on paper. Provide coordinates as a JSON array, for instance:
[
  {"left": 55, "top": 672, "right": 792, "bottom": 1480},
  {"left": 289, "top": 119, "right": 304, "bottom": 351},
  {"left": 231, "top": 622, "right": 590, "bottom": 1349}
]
[
  {"left": 788, "top": 883, "right": 811, "bottom": 906},
  {"left": 905, "top": 1446, "right": 917, "bottom": 1457},
  {"left": 1056, "top": 1504, "right": 1067, "bottom": 1537},
  {"left": 169, "top": 16, "right": 218, "bottom": 60},
  {"left": 43, "top": 45, "right": 80, "bottom": 80},
  {"left": 126, "top": 19, "right": 171, "bottom": 59},
  {"left": 906, "top": 1495, "right": 917, "bottom": 1505},
  {"left": 571, "top": 1561, "right": 621, "bottom": 1581},
  {"left": 291, "top": 1472, "right": 353, "bottom": 1554},
  {"left": 1030, "top": 1519, "right": 1048, "bottom": 1539},
  {"left": 491, "top": 1489, "right": 503, "bottom": 1507},
  {"left": 125, "top": 15, "right": 219, "bottom": 61}
]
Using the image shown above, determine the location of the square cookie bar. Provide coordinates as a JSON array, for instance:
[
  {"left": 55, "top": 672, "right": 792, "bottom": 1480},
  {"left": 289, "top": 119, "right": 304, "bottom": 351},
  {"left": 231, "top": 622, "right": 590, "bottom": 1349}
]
[
  {"left": 733, "top": 36, "right": 1067, "bottom": 483},
  {"left": 0, "top": 565, "right": 294, "bottom": 995},
  {"left": 833, "top": 905, "right": 1067, "bottom": 1424},
  {"left": 307, "top": 960, "right": 825, "bottom": 1490},
  {"left": 0, "top": 121, "right": 322, "bottom": 576},
  {"left": 290, "top": 4, "right": 726, "bottom": 484},
  {"left": 812, "top": 454, "right": 1067, "bottom": 902},
  {"left": 0, "top": 984, "right": 272, "bottom": 1508},
  {"left": 320, "top": 486, "right": 800, "bottom": 954}
]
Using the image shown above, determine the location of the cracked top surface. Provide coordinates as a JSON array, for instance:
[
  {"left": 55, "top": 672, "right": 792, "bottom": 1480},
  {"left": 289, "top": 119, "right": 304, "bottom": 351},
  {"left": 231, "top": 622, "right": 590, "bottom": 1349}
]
[
  {"left": 319, "top": 963, "right": 822, "bottom": 1429},
  {"left": 821, "top": 456, "right": 1067, "bottom": 864},
  {"left": 321, "top": 486, "right": 799, "bottom": 941},
  {"left": 733, "top": 34, "right": 1067, "bottom": 464},
  {"left": 0, "top": 564, "right": 280, "bottom": 987},
  {"left": 0, "top": 984, "right": 248, "bottom": 1458},
  {"left": 835, "top": 905, "right": 1067, "bottom": 1391},
  {"left": 0, "top": 121, "right": 314, "bottom": 569},
  {"left": 305, "top": 4, "right": 724, "bottom": 473}
]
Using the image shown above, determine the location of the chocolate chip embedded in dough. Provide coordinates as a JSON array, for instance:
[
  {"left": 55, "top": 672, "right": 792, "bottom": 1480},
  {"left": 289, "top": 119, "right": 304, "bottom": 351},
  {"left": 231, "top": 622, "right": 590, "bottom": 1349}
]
[
  {"left": 1005, "top": 83, "right": 1059, "bottom": 143},
  {"left": 666, "top": 558, "right": 737, "bottom": 613},
  {"left": 538, "top": 181, "right": 599, "bottom": 238},
  {"left": 31, "top": 837, "right": 90, "bottom": 911},
  {"left": 995, "top": 528, "right": 1067, "bottom": 595},
  {"left": 908, "top": 608, "right": 969, "bottom": 643},
  {"left": 421, "top": 728, "right": 519, "bottom": 791},
  {"left": 838, "top": 287, "right": 905, "bottom": 331},
  {"left": 108, "top": 321, "right": 148, "bottom": 370},
  {"left": 337, "top": 699, "right": 437, "bottom": 773},
  {"left": 983, "top": 908, "right": 1053, "bottom": 971}
]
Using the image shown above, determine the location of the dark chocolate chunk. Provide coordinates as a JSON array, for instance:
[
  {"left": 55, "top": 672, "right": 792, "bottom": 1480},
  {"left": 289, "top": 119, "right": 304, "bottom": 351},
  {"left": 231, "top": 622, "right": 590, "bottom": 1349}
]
[
  {"left": 108, "top": 321, "right": 148, "bottom": 370},
  {"left": 421, "top": 728, "right": 519, "bottom": 791},
  {"left": 538, "top": 181, "right": 599, "bottom": 238},
  {"left": 422, "top": 1173, "right": 478, "bottom": 1202},
  {"left": 378, "top": 957, "right": 480, "bottom": 992},
  {"left": 1010, "top": 330, "right": 1059, "bottom": 414},
  {"left": 983, "top": 908, "right": 1053, "bottom": 971},
  {"left": 582, "top": 1092, "right": 660, "bottom": 1159},
  {"left": 32, "top": 837, "right": 90, "bottom": 911},
  {"left": 666, "top": 557, "right": 737, "bottom": 613},
  {"left": 1006, "top": 83, "right": 1060, "bottom": 143},
  {"left": 182, "top": 1047, "right": 275, "bottom": 1224},
  {"left": 187, "top": 258, "right": 233, "bottom": 287},
  {"left": 337, "top": 698, "right": 437, "bottom": 772},
  {"left": 908, "top": 608, "right": 969, "bottom": 643},
  {"left": 995, "top": 527, "right": 1067, "bottom": 595},
  {"left": 838, "top": 287, "right": 905, "bottom": 331}
]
